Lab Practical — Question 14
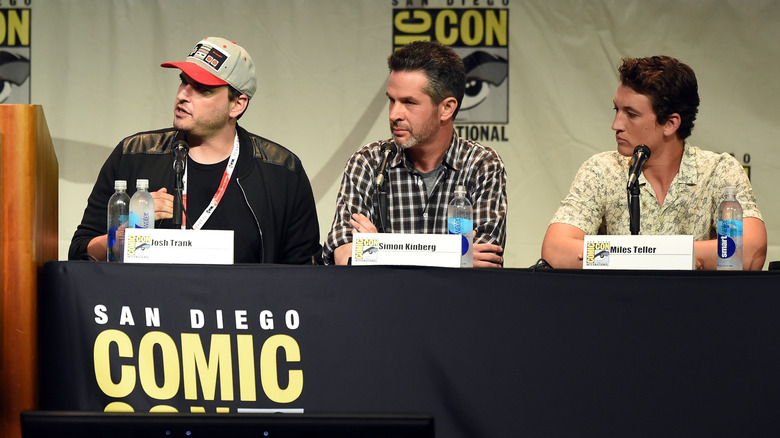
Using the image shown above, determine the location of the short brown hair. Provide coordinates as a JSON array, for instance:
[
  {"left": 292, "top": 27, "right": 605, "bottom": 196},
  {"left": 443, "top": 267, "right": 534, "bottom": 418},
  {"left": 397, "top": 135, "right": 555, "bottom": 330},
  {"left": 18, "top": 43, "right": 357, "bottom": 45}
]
[
  {"left": 388, "top": 41, "right": 466, "bottom": 119},
  {"left": 619, "top": 56, "right": 700, "bottom": 140}
]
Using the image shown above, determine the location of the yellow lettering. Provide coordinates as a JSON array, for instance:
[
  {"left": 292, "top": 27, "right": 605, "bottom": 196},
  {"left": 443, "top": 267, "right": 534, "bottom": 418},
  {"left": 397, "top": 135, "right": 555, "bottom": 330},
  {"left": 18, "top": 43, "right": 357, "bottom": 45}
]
[
  {"left": 485, "top": 10, "right": 507, "bottom": 46},
  {"left": 94, "top": 329, "right": 136, "bottom": 398},
  {"left": 181, "top": 333, "right": 234, "bottom": 401},
  {"left": 460, "top": 10, "right": 483, "bottom": 46},
  {"left": 126, "top": 235, "right": 136, "bottom": 256},
  {"left": 394, "top": 10, "right": 431, "bottom": 33},
  {"left": 237, "top": 335, "right": 257, "bottom": 401},
  {"left": 260, "top": 334, "right": 303, "bottom": 404},
  {"left": 435, "top": 10, "right": 459, "bottom": 46},
  {"left": 394, "top": 10, "right": 432, "bottom": 46},
  {"left": 104, "top": 401, "right": 134, "bottom": 412},
  {"left": 7, "top": 10, "right": 30, "bottom": 46},
  {"left": 138, "top": 331, "right": 180, "bottom": 400}
]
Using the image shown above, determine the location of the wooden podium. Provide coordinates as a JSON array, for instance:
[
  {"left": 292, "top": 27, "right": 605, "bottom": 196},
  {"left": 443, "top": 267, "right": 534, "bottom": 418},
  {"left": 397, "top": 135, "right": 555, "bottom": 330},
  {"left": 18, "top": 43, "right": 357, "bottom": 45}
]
[{"left": 0, "top": 105, "right": 58, "bottom": 438}]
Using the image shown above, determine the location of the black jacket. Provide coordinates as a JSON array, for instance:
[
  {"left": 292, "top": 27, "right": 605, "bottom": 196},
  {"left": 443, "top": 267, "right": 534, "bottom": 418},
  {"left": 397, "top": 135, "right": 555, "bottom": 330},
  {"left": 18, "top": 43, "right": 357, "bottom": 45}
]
[{"left": 69, "top": 126, "right": 322, "bottom": 264}]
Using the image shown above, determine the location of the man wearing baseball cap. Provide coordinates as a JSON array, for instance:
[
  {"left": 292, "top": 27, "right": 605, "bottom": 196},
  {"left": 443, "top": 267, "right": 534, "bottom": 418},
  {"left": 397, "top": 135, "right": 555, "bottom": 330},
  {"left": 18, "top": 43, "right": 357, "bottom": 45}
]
[{"left": 69, "top": 37, "right": 322, "bottom": 264}]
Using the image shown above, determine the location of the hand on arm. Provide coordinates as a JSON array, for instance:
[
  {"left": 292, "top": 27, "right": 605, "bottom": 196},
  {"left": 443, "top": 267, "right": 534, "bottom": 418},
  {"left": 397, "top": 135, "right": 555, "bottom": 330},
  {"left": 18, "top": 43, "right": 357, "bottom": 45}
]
[
  {"left": 473, "top": 231, "right": 504, "bottom": 268},
  {"left": 694, "top": 217, "right": 767, "bottom": 270},
  {"left": 541, "top": 223, "right": 587, "bottom": 269}
]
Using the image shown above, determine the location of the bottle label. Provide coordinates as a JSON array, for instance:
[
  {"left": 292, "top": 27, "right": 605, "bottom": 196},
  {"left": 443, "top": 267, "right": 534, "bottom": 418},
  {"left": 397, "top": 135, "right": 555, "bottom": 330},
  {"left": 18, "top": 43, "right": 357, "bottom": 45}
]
[
  {"left": 717, "top": 219, "right": 742, "bottom": 259},
  {"left": 129, "top": 212, "right": 152, "bottom": 229},
  {"left": 459, "top": 234, "right": 472, "bottom": 259},
  {"left": 717, "top": 219, "right": 743, "bottom": 237},
  {"left": 447, "top": 217, "right": 473, "bottom": 235},
  {"left": 107, "top": 225, "right": 125, "bottom": 262},
  {"left": 717, "top": 234, "right": 736, "bottom": 259},
  {"left": 108, "top": 226, "right": 118, "bottom": 248}
]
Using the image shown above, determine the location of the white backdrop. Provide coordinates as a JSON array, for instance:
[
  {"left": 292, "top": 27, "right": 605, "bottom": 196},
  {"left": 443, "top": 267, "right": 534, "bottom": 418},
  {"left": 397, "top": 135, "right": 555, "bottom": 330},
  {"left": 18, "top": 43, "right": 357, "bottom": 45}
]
[{"left": 25, "top": 0, "right": 780, "bottom": 268}]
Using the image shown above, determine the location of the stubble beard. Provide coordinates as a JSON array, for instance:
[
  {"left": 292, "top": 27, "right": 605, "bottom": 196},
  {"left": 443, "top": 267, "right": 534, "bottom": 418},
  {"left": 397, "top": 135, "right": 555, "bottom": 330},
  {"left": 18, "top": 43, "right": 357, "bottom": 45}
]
[{"left": 391, "top": 112, "right": 440, "bottom": 150}]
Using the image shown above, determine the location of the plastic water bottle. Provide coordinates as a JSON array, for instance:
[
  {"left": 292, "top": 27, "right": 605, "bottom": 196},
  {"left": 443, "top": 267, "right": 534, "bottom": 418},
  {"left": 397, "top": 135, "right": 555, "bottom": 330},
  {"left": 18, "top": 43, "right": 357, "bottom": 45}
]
[
  {"left": 717, "top": 186, "right": 742, "bottom": 270},
  {"left": 107, "top": 180, "right": 131, "bottom": 262},
  {"left": 129, "top": 179, "right": 155, "bottom": 229},
  {"left": 447, "top": 185, "right": 473, "bottom": 268}
]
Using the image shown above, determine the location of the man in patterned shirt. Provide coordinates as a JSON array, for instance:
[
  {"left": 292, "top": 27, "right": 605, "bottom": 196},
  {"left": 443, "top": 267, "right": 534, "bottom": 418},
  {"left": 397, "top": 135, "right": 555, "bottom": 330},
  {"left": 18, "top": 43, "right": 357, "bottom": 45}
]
[
  {"left": 542, "top": 56, "right": 766, "bottom": 270},
  {"left": 323, "top": 41, "right": 507, "bottom": 267}
]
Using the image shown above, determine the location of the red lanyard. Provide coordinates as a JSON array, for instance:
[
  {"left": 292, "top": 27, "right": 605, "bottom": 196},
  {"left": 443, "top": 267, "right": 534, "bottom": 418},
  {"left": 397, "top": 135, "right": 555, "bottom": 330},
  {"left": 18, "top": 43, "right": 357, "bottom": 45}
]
[{"left": 181, "top": 133, "right": 240, "bottom": 230}]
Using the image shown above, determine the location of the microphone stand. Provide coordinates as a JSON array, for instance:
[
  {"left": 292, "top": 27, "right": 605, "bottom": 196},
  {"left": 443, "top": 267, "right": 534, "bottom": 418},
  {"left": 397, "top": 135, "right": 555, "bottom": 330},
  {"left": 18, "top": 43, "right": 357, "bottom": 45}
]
[
  {"left": 171, "top": 138, "right": 189, "bottom": 227},
  {"left": 628, "top": 180, "right": 640, "bottom": 235},
  {"left": 626, "top": 144, "right": 650, "bottom": 236},
  {"left": 376, "top": 176, "right": 390, "bottom": 233},
  {"left": 173, "top": 168, "right": 185, "bottom": 227},
  {"left": 172, "top": 147, "right": 187, "bottom": 227},
  {"left": 374, "top": 146, "right": 395, "bottom": 233}
]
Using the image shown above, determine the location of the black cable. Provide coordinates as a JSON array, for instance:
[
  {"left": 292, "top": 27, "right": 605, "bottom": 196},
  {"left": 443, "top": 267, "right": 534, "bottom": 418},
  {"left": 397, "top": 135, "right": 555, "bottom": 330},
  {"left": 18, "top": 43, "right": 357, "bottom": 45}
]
[{"left": 530, "top": 258, "right": 554, "bottom": 271}]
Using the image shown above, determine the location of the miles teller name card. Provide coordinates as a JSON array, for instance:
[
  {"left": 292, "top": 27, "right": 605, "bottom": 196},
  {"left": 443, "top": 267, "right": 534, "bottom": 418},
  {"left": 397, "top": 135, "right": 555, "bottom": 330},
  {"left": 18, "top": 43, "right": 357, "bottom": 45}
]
[
  {"left": 583, "top": 235, "right": 694, "bottom": 270},
  {"left": 124, "top": 228, "right": 234, "bottom": 264},
  {"left": 351, "top": 232, "right": 461, "bottom": 267}
]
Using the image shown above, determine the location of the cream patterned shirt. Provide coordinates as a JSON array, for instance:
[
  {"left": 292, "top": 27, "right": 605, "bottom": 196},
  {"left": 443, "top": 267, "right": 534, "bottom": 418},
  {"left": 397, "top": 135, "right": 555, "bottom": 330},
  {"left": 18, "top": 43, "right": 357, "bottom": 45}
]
[{"left": 551, "top": 144, "right": 762, "bottom": 239}]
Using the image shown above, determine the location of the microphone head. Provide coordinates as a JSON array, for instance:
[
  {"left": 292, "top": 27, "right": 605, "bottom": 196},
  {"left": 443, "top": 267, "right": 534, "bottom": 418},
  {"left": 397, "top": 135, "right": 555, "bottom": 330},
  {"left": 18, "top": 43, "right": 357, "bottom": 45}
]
[
  {"left": 172, "top": 140, "right": 190, "bottom": 172},
  {"left": 627, "top": 144, "right": 651, "bottom": 188},
  {"left": 384, "top": 144, "right": 397, "bottom": 159},
  {"left": 633, "top": 144, "right": 651, "bottom": 159},
  {"left": 172, "top": 140, "right": 190, "bottom": 156}
]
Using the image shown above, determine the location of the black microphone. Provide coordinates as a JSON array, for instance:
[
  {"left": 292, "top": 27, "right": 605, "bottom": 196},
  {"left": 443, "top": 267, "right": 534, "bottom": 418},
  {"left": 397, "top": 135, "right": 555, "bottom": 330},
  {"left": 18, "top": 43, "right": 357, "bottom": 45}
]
[
  {"left": 375, "top": 144, "right": 397, "bottom": 187},
  {"left": 627, "top": 144, "right": 651, "bottom": 188},
  {"left": 172, "top": 140, "right": 189, "bottom": 173},
  {"left": 172, "top": 140, "right": 189, "bottom": 226}
]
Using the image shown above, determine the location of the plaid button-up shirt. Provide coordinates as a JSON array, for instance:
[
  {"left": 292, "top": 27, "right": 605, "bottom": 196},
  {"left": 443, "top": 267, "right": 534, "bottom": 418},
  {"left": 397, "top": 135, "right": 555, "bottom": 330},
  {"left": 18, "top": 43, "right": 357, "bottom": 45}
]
[{"left": 323, "top": 132, "right": 507, "bottom": 264}]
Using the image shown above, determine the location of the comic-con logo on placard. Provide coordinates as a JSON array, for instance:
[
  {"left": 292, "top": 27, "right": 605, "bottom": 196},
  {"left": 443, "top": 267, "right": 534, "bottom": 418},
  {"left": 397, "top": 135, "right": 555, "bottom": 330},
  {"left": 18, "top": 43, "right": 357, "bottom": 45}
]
[
  {"left": 354, "top": 238, "right": 379, "bottom": 263},
  {"left": 585, "top": 242, "right": 610, "bottom": 267},
  {"left": 392, "top": 1, "right": 509, "bottom": 143},
  {"left": 126, "top": 233, "right": 152, "bottom": 258},
  {"left": 0, "top": 7, "right": 31, "bottom": 103}
]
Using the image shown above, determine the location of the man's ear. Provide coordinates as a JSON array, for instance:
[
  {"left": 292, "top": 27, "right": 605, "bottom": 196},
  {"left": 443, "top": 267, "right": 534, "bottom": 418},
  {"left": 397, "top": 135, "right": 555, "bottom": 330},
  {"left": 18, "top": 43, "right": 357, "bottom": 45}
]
[
  {"left": 439, "top": 97, "right": 458, "bottom": 122},
  {"left": 663, "top": 112, "right": 681, "bottom": 137},
  {"left": 230, "top": 95, "right": 249, "bottom": 119}
]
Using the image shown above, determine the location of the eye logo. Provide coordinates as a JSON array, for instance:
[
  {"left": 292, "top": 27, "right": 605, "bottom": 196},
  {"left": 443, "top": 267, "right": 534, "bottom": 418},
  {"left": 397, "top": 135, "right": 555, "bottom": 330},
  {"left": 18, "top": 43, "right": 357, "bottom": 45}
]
[
  {"left": 460, "top": 51, "right": 508, "bottom": 114},
  {"left": 0, "top": 51, "right": 30, "bottom": 103}
]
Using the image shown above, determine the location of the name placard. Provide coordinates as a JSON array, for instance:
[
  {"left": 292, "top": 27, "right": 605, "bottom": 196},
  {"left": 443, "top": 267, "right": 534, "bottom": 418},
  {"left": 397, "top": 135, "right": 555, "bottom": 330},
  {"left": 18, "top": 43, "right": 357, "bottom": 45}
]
[
  {"left": 124, "top": 228, "right": 234, "bottom": 264},
  {"left": 351, "top": 232, "right": 461, "bottom": 267},
  {"left": 583, "top": 235, "right": 694, "bottom": 270}
]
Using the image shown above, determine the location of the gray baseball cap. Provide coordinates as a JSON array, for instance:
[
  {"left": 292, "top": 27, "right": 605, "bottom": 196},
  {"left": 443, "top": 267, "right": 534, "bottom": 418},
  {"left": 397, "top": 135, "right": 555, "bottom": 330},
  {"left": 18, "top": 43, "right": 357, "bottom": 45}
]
[{"left": 161, "top": 37, "right": 257, "bottom": 99}]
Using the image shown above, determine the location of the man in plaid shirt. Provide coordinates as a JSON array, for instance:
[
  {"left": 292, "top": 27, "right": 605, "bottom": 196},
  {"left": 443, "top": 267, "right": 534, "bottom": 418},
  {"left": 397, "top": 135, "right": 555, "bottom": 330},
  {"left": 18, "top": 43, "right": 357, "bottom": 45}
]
[{"left": 322, "top": 41, "right": 507, "bottom": 267}]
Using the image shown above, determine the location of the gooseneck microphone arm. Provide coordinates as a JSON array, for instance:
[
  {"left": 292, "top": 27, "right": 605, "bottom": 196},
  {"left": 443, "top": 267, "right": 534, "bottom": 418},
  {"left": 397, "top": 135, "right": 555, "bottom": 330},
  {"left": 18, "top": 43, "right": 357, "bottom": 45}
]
[
  {"left": 375, "top": 144, "right": 397, "bottom": 233},
  {"left": 627, "top": 144, "right": 651, "bottom": 235},
  {"left": 172, "top": 140, "right": 189, "bottom": 227}
]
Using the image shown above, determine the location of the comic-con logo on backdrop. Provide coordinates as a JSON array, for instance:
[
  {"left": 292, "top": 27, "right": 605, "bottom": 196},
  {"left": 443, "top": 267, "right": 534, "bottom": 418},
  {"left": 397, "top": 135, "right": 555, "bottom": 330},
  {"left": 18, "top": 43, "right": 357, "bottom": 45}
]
[
  {"left": 0, "top": 6, "right": 31, "bottom": 104},
  {"left": 92, "top": 304, "right": 305, "bottom": 413},
  {"left": 392, "top": 0, "right": 509, "bottom": 143}
]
